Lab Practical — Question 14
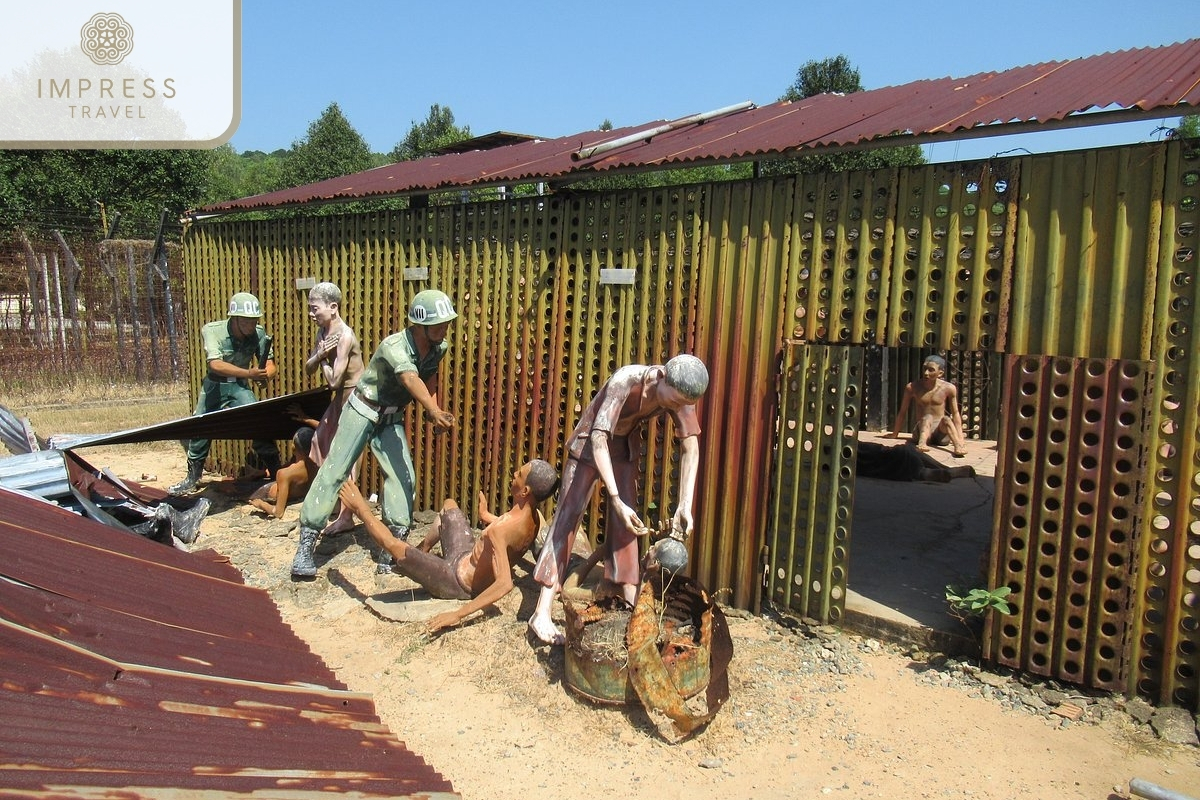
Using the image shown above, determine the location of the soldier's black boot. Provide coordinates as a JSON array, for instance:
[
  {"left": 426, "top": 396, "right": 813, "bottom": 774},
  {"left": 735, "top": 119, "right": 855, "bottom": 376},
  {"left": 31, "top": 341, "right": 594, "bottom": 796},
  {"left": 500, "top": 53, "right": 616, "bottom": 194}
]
[
  {"left": 168, "top": 458, "right": 205, "bottom": 496},
  {"left": 291, "top": 526, "right": 320, "bottom": 578}
]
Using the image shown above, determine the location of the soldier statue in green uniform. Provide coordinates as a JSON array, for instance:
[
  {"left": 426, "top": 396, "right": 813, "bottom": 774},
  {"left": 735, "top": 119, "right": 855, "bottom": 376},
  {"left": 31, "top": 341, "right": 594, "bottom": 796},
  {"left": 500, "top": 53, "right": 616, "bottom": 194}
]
[
  {"left": 290, "top": 289, "right": 457, "bottom": 578},
  {"left": 169, "top": 292, "right": 281, "bottom": 495}
]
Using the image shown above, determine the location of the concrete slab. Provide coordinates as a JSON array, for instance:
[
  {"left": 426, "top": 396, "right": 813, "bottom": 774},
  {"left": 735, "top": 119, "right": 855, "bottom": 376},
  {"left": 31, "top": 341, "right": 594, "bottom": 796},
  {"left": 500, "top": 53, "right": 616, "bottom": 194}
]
[
  {"left": 365, "top": 590, "right": 463, "bottom": 622},
  {"left": 845, "top": 432, "right": 999, "bottom": 648}
]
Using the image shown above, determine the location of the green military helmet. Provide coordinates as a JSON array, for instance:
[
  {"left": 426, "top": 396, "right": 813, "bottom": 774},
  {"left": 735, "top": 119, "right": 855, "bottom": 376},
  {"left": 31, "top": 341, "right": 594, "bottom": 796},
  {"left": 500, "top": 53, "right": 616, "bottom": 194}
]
[
  {"left": 227, "top": 292, "right": 262, "bottom": 318},
  {"left": 408, "top": 289, "right": 458, "bottom": 325}
]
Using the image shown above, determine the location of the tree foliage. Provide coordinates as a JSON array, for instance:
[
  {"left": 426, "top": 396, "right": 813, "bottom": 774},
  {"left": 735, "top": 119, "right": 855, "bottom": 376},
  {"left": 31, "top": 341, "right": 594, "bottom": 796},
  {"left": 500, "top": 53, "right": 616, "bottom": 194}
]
[
  {"left": 1175, "top": 114, "right": 1200, "bottom": 140},
  {"left": 762, "top": 55, "right": 925, "bottom": 177},
  {"left": 570, "top": 163, "right": 753, "bottom": 192},
  {"left": 390, "top": 104, "right": 472, "bottom": 161},
  {"left": 280, "top": 102, "right": 373, "bottom": 188},
  {"left": 0, "top": 149, "right": 211, "bottom": 239},
  {"left": 202, "top": 144, "right": 288, "bottom": 205},
  {"left": 782, "top": 54, "right": 862, "bottom": 100}
]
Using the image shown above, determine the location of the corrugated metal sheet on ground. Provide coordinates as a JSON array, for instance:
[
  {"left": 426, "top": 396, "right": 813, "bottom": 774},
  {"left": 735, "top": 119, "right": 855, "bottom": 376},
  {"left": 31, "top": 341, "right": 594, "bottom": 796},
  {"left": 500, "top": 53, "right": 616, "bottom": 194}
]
[
  {"left": 195, "top": 39, "right": 1200, "bottom": 215},
  {"left": 0, "top": 488, "right": 457, "bottom": 798},
  {"left": 0, "top": 449, "right": 71, "bottom": 498},
  {"left": 56, "top": 387, "right": 331, "bottom": 450}
]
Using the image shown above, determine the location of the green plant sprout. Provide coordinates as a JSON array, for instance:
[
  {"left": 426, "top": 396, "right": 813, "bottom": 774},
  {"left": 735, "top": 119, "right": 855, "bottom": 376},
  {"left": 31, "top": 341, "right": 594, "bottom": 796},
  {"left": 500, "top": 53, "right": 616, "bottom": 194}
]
[{"left": 945, "top": 584, "right": 1014, "bottom": 617}]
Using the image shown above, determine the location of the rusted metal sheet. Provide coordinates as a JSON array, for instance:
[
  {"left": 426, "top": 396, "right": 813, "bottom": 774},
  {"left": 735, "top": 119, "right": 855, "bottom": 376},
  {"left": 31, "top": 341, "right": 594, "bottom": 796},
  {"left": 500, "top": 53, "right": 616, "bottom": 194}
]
[
  {"left": 0, "top": 488, "right": 457, "bottom": 798},
  {"left": 766, "top": 342, "right": 862, "bottom": 623},
  {"left": 1008, "top": 147, "right": 1164, "bottom": 360},
  {"left": 787, "top": 169, "right": 898, "bottom": 345},
  {"left": 887, "top": 161, "right": 1016, "bottom": 352},
  {"left": 692, "top": 180, "right": 791, "bottom": 609},
  {"left": 193, "top": 41, "right": 1200, "bottom": 216},
  {"left": 985, "top": 355, "right": 1152, "bottom": 691},
  {"left": 1136, "top": 140, "right": 1200, "bottom": 709},
  {"left": 53, "top": 387, "right": 330, "bottom": 452}
]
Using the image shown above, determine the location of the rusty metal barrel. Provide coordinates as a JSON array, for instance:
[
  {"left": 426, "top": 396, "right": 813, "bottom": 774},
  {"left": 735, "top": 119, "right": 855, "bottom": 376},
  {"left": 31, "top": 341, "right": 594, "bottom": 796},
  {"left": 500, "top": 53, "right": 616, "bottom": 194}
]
[{"left": 561, "top": 572, "right": 714, "bottom": 706}]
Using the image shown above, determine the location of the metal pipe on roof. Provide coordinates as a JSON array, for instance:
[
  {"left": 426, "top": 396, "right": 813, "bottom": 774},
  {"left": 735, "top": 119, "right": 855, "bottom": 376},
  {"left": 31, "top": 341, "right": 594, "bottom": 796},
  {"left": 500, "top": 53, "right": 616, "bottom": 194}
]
[{"left": 572, "top": 101, "right": 756, "bottom": 161}]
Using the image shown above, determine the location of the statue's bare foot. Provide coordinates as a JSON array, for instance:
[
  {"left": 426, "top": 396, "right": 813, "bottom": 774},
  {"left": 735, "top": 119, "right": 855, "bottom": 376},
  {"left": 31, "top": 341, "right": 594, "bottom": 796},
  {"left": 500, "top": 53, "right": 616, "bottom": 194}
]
[
  {"left": 322, "top": 516, "right": 356, "bottom": 536},
  {"left": 528, "top": 614, "right": 565, "bottom": 645}
]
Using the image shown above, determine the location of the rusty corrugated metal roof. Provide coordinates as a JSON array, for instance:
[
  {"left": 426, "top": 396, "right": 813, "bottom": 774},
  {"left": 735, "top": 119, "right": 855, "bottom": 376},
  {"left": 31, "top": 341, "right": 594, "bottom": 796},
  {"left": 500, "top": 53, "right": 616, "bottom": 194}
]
[
  {"left": 194, "top": 39, "right": 1200, "bottom": 217},
  {"left": 431, "top": 130, "right": 540, "bottom": 154},
  {"left": 0, "top": 487, "right": 458, "bottom": 798}
]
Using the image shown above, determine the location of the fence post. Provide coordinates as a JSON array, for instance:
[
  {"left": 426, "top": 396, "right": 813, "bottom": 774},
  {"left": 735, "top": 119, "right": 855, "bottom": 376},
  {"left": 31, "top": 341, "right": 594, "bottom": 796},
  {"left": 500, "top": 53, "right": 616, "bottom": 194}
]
[
  {"left": 149, "top": 209, "right": 179, "bottom": 379},
  {"left": 98, "top": 243, "right": 126, "bottom": 372},
  {"left": 144, "top": 251, "right": 161, "bottom": 379},
  {"left": 49, "top": 253, "right": 68, "bottom": 367},
  {"left": 125, "top": 244, "right": 143, "bottom": 380},
  {"left": 17, "top": 231, "right": 44, "bottom": 346},
  {"left": 51, "top": 230, "right": 84, "bottom": 356},
  {"left": 39, "top": 256, "right": 52, "bottom": 354}
]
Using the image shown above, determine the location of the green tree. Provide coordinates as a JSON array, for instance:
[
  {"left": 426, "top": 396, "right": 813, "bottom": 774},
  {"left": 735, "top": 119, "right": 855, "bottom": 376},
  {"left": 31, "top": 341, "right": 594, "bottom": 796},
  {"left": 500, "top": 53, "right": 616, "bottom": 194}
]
[
  {"left": 761, "top": 55, "right": 925, "bottom": 177},
  {"left": 280, "top": 102, "right": 373, "bottom": 188},
  {"left": 0, "top": 149, "right": 211, "bottom": 239},
  {"left": 1175, "top": 114, "right": 1200, "bottom": 140},
  {"left": 783, "top": 54, "right": 862, "bottom": 100},
  {"left": 390, "top": 104, "right": 472, "bottom": 161},
  {"left": 203, "top": 144, "right": 244, "bottom": 204},
  {"left": 201, "top": 145, "right": 288, "bottom": 205}
]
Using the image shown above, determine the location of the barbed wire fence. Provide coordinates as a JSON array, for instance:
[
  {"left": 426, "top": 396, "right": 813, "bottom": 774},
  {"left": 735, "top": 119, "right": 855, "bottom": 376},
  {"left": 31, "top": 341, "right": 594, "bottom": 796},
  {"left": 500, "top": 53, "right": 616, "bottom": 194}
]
[{"left": 1, "top": 228, "right": 188, "bottom": 391}]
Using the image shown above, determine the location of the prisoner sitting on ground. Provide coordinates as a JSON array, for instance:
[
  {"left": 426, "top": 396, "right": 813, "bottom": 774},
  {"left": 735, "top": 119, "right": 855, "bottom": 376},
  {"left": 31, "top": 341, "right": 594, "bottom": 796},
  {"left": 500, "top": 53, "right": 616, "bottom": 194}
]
[
  {"left": 247, "top": 417, "right": 320, "bottom": 519},
  {"left": 337, "top": 459, "right": 559, "bottom": 634},
  {"left": 888, "top": 354, "right": 968, "bottom": 458}
]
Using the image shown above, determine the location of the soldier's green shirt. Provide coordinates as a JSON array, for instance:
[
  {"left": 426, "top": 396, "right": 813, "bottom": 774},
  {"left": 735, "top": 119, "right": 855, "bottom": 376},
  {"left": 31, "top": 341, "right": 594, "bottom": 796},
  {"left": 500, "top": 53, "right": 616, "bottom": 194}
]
[
  {"left": 200, "top": 319, "right": 274, "bottom": 368},
  {"left": 356, "top": 329, "right": 448, "bottom": 409}
]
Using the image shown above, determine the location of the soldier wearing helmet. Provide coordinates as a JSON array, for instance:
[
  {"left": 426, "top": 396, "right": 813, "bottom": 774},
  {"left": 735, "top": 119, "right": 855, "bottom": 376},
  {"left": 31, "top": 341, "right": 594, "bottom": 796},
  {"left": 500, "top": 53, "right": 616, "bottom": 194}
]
[
  {"left": 292, "top": 289, "right": 458, "bottom": 578},
  {"left": 169, "top": 292, "right": 281, "bottom": 495}
]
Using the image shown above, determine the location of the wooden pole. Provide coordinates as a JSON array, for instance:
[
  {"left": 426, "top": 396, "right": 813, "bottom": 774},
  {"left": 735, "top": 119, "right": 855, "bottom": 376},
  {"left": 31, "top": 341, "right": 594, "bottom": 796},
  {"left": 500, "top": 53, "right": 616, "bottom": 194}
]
[
  {"left": 126, "top": 244, "right": 143, "bottom": 380},
  {"left": 150, "top": 210, "right": 181, "bottom": 379},
  {"left": 50, "top": 253, "right": 68, "bottom": 367},
  {"left": 98, "top": 243, "right": 126, "bottom": 372},
  {"left": 51, "top": 230, "right": 84, "bottom": 356},
  {"left": 145, "top": 247, "right": 161, "bottom": 379}
]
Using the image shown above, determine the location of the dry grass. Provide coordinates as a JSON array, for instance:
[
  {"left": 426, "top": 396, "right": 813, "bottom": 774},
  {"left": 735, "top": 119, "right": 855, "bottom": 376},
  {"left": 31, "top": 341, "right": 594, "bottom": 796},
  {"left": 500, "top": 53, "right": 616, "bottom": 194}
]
[{"left": 5, "top": 379, "right": 190, "bottom": 452}]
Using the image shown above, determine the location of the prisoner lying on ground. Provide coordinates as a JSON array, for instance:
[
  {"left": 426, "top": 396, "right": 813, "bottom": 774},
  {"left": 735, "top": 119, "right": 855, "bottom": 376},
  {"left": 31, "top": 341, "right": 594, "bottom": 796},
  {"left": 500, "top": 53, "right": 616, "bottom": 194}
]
[
  {"left": 337, "top": 459, "right": 559, "bottom": 633},
  {"left": 856, "top": 440, "right": 975, "bottom": 483}
]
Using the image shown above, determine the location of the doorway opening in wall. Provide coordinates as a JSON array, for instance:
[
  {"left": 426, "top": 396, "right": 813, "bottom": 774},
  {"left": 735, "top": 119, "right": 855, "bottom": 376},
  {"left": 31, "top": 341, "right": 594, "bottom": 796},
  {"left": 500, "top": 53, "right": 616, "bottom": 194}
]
[{"left": 845, "top": 345, "right": 1003, "bottom": 650}]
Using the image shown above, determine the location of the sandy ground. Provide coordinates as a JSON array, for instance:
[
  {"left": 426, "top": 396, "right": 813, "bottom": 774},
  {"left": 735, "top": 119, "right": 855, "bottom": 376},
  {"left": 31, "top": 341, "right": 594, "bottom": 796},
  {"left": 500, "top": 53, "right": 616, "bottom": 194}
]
[{"left": 45, "top": 443, "right": 1200, "bottom": 799}]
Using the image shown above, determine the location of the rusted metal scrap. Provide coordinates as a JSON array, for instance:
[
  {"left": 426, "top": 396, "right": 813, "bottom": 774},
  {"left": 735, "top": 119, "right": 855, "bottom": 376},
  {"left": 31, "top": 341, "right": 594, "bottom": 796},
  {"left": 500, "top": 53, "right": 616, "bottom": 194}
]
[
  {"left": 562, "top": 568, "right": 732, "bottom": 738},
  {"left": 0, "top": 405, "right": 208, "bottom": 545}
]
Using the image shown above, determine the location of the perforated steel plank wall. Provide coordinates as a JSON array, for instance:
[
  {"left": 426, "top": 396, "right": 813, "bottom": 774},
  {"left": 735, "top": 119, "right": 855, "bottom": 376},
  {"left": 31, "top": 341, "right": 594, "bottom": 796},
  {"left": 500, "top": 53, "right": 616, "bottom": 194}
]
[
  {"left": 184, "top": 139, "right": 1200, "bottom": 706},
  {"left": 986, "top": 355, "right": 1152, "bottom": 691}
]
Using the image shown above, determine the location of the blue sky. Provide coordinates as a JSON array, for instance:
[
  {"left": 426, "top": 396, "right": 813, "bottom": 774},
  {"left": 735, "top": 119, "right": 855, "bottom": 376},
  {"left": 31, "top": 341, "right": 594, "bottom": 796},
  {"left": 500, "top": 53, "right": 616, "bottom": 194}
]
[{"left": 230, "top": 0, "right": 1196, "bottom": 163}]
